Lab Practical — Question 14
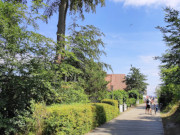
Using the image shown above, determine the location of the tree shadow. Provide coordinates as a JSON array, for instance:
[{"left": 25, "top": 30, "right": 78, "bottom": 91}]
[{"left": 87, "top": 119, "right": 164, "bottom": 135}]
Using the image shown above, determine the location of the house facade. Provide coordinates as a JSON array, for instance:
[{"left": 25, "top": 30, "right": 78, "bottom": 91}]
[{"left": 105, "top": 74, "right": 127, "bottom": 91}]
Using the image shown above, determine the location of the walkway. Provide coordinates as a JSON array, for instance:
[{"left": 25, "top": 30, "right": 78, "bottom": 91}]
[{"left": 86, "top": 104, "right": 164, "bottom": 135}]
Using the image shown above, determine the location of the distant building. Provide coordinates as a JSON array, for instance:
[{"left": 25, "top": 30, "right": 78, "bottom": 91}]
[{"left": 105, "top": 74, "right": 127, "bottom": 91}]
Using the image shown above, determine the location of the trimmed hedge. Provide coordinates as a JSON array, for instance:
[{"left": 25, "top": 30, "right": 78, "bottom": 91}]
[
  {"left": 92, "top": 103, "right": 119, "bottom": 126},
  {"left": 101, "top": 99, "right": 119, "bottom": 108},
  {"left": 23, "top": 101, "right": 119, "bottom": 135},
  {"left": 44, "top": 104, "right": 93, "bottom": 135}
]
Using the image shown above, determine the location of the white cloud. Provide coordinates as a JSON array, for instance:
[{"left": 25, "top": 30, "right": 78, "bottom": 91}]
[{"left": 111, "top": 0, "right": 180, "bottom": 9}]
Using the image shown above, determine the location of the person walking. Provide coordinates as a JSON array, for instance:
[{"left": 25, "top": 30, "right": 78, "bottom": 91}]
[
  {"left": 153, "top": 103, "right": 158, "bottom": 115},
  {"left": 149, "top": 98, "right": 153, "bottom": 115},
  {"left": 145, "top": 96, "right": 151, "bottom": 114}
]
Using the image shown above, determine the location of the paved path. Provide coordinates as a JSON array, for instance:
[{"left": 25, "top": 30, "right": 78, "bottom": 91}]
[{"left": 86, "top": 104, "right": 164, "bottom": 135}]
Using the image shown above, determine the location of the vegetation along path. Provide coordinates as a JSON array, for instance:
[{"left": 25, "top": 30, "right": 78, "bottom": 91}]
[{"left": 86, "top": 104, "right": 164, "bottom": 135}]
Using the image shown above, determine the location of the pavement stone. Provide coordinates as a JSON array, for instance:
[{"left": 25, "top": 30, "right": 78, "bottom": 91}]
[{"left": 85, "top": 104, "right": 164, "bottom": 135}]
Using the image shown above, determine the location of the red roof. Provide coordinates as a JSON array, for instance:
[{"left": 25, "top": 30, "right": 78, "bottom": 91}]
[{"left": 105, "top": 74, "right": 126, "bottom": 91}]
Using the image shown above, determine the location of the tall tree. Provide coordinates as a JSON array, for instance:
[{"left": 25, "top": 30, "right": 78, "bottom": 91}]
[
  {"left": 156, "top": 8, "right": 180, "bottom": 67},
  {"left": 125, "top": 66, "right": 148, "bottom": 93},
  {"left": 65, "top": 24, "right": 111, "bottom": 101},
  {"left": 34, "top": 0, "right": 105, "bottom": 63},
  {"left": 3, "top": 0, "right": 105, "bottom": 63},
  {"left": 156, "top": 8, "right": 180, "bottom": 106},
  {"left": 156, "top": 7, "right": 180, "bottom": 84}
]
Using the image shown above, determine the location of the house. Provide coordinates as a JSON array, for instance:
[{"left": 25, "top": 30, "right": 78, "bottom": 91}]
[{"left": 105, "top": 74, "right": 127, "bottom": 91}]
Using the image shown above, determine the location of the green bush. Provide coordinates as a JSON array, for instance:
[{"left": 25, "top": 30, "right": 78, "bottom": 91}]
[
  {"left": 128, "top": 90, "right": 140, "bottom": 100},
  {"left": 108, "top": 90, "right": 129, "bottom": 105},
  {"left": 21, "top": 102, "right": 119, "bottom": 135},
  {"left": 44, "top": 104, "right": 93, "bottom": 135},
  {"left": 97, "top": 90, "right": 111, "bottom": 101},
  {"left": 92, "top": 103, "right": 119, "bottom": 126},
  {"left": 126, "top": 98, "right": 136, "bottom": 107},
  {"left": 57, "top": 82, "right": 90, "bottom": 104},
  {"left": 129, "top": 98, "right": 136, "bottom": 105},
  {"left": 101, "top": 99, "right": 118, "bottom": 108}
]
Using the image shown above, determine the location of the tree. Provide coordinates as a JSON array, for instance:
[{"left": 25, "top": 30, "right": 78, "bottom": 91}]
[
  {"left": 156, "top": 8, "right": 180, "bottom": 106},
  {"left": 0, "top": 1, "right": 110, "bottom": 133},
  {"left": 156, "top": 8, "right": 180, "bottom": 69},
  {"left": 65, "top": 24, "right": 111, "bottom": 101},
  {"left": 24, "top": 0, "right": 104, "bottom": 64},
  {"left": 45, "top": 0, "right": 105, "bottom": 63},
  {"left": 156, "top": 8, "right": 180, "bottom": 84},
  {"left": 0, "top": 1, "right": 58, "bottom": 133},
  {"left": 3, "top": 0, "right": 105, "bottom": 63},
  {"left": 125, "top": 66, "right": 148, "bottom": 93}
]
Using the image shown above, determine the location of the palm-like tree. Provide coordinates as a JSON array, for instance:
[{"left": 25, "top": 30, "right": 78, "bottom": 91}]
[
  {"left": 44, "top": 0, "right": 105, "bottom": 63},
  {"left": 4, "top": 0, "right": 105, "bottom": 63}
]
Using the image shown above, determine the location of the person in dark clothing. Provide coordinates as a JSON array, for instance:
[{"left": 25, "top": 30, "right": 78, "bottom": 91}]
[{"left": 145, "top": 96, "right": 151, "bottom": 114}]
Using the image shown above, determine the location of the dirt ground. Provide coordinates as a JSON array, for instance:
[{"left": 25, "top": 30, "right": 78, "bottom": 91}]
[{"left": 161, "top": 106, "right": 180, "bottom": 135}]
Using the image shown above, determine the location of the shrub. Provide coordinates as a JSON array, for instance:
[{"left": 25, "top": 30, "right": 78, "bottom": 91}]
[
  {"left": 97, "top": 90, "right": 111, "bottom": 101},
  {"left": 21, "top": 102, "right": 119, "bottom": 135},
  {"left": 57, "top": 82, "right": 90, "bottom": 104},
  {"left": 92, "top": 103, "right": 119, "bottom": 126},
  {"left": 126, "top": 98, "right": 136, "bottom": 107},
  {"left": 101, "top": 99, "right": 118, "bottom": 108},
  {"left": 108, "top": 90, "right": 129, "bottom": 105},
  {"left": 129, "top": 98, "right": 136, "bottom": 105},
  {"left": 44, "top": 104, "right": 93, "bottom": 135},
  {"left": 128, "top": 90, "right": 140, "bottom": 100}
]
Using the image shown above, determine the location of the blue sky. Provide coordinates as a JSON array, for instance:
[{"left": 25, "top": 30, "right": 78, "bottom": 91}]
[{"left": 36, "top": 0, "right": 180, "bottom": 96}]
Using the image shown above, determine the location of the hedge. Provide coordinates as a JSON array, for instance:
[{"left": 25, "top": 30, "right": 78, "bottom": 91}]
[
  {"left": 22, "top": 100, "right": 119, "bottom": 135},
  {"left": 101, "top": 99, "right": 119, "bottom": 108}
]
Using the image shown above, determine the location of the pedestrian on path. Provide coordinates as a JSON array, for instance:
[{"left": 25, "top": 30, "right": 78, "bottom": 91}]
[
  {"left": 145, "top": 96, "right": 151, "bottom": 114},
  {"left": 154, "top": 103, "right": 158, "bottom": 115},
  {"left": 150, "top": 97, "right": 153, "bottom": 115},
  {"left": 86, "top": 103, "right": 164, "bottom": 135}
]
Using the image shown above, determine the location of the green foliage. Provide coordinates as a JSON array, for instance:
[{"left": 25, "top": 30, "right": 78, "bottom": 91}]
[
  {"left": 128, "top": 89, "right": 140, "bottom": 99},
  {"left": 28, "top": 0, "right": 106, "bottom": 64},
  {"left": 44, "top": 104, "right": 94, "bottom": 135},
  {"left": 34, "top": 0, "right": 105, "bottom": 21},
  {"left": 156, "top": 8, "right": 180, "bottom": 108},
  {"left": 158, "top": 84, "right": 180, "bottom": 107},
  {"left": 161, "top": 101, "right": 180, "bottom": 123},
  {"left": 156, "top": 8, "right": 180, "bottom": 69},
  {"left": 125, "top": 66, "right": 148, "bottom": 93},
  {"left": 92, "top": 103, "right": 119, "bottom": 125},
  {"left": 104, "top": 90, "right": 141, "bottom": 106},
  {"left": 0, "top": 1, "right": 110, "bottom": 134},
  {"left": 108, "top": 90, "right": 128, "bottom": 105},
  {"left": 97, "top": 90, "right": 111, "bottom": 101},
  {"left": 56, "top": 82, "right": 89, "bottom": 104},
  {"left": 0, "top": 1, "right": 58, "bottom": 133},
  {"left": 67, "top": 24, "right": 111, "bottom": 102},
  {"left": 126, "top": 98, "right": 136, "bottom": 107},
  {"left": 101, "top": 99, "right": 119, "bottom": 109},
  {"left": 17, "top": 102, "right": 119, "bottom": 135}
]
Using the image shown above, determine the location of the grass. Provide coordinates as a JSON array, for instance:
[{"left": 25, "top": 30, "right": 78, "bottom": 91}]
[{"left": 161, "top": 101, "right": 180, "bottom": 135}]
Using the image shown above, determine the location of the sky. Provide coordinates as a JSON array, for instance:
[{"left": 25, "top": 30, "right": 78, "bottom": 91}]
[{"left": 36, "top": 0, "right": 180, "bottom": 96}]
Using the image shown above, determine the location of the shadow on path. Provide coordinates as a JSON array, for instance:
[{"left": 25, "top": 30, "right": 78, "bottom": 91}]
[{"left": 86, "top": 104, "right": 164, "bottom": 135}]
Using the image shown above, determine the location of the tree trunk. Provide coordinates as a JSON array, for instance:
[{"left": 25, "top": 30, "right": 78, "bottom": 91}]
[{"left": 55, "top": 0, "right": 68, "bottom": 64}]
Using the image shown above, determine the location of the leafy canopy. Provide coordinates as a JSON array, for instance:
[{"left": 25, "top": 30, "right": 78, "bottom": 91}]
[
  {"left": 125, "top": 66, "right": 148, "bottom": 93},
  {"left": 156, "top": 8, "right": 180, "bottom": 106}
]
